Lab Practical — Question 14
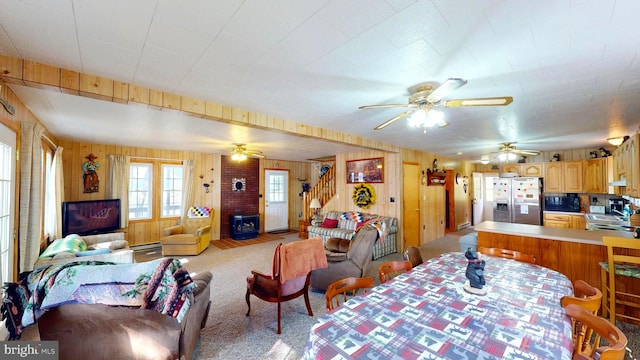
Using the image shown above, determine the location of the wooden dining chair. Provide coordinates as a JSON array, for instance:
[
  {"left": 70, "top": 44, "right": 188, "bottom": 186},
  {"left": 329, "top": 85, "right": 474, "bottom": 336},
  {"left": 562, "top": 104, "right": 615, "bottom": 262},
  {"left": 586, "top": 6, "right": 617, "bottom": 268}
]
[
  {"left": 561, "top": 280, "right": 603, "bottom": 355},
  {"left": 325, "top": 276, "right": 375, "bottom": 311},
  {"left": 477, "top": 247, "right": 536, "bottom": 264},
  {"left": 378, "top": 260, "right": 412, "bottom": 283},
  {"left": 564, "top": 304, "right": 627, "bottom": 360},
  {"left": 403, "top": 246, "right": 423, "bottom": 268},
  {"left": 600, "top": 236, "right": 640, "bottom": 325},
  {"left": 561, "top": 280, "right": 603, "bottom": 315}
]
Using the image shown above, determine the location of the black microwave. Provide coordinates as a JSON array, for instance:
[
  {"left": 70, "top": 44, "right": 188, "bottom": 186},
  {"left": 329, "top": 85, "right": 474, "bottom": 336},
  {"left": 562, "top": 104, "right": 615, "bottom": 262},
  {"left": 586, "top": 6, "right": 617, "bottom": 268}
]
[{"left": 544, "top": 194, "right": 581, "bottom": 213}]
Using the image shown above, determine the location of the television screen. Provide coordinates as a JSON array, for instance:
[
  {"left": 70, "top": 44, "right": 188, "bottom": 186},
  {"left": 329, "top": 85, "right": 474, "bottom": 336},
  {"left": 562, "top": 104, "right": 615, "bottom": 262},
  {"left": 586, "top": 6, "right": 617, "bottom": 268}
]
[{"left": 62, "top": 199, "right": 121, "bottom": 236}]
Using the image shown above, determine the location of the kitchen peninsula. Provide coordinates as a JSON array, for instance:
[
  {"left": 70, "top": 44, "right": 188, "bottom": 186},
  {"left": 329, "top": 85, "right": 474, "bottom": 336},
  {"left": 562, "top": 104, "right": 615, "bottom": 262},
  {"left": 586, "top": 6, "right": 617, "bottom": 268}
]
[{"left": 474, "top": 221, "right": 636, "bottom": 287}]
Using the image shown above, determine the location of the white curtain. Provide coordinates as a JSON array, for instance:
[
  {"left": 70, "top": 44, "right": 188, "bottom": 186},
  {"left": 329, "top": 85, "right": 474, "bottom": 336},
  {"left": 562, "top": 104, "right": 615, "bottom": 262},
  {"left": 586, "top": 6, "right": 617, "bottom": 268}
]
[
  {"left": 181, "top": 159, "right": 195, "bottom": 222},
  {"left": 44, "top": 146, "right": 64, "bottom": 241},
  {"left": 18, "top": 122, "right": 44, "bottom": 272},
  {"left": 109, "top": 155, "right": 130, "bottom": 228}
]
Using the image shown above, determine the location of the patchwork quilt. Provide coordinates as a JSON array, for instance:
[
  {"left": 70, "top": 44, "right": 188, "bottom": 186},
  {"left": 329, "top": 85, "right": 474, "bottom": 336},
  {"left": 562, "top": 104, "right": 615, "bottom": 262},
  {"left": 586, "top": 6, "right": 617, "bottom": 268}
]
[{"left": 1, "top": 257, "right": 195, "bottom": 340}]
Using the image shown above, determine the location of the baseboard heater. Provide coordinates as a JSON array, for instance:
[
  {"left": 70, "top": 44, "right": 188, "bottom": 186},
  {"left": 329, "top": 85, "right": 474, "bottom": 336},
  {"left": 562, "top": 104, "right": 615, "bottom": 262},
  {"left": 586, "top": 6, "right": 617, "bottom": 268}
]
[{"left": 457, "top": 222, "right": 471, "bottom": 230}]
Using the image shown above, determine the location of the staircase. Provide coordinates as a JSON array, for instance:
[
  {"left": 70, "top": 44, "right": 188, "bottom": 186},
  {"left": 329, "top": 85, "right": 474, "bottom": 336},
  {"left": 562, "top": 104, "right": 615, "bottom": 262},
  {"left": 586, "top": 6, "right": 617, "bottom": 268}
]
[{"left": 303, "top": 164, "right": 336, "bottom": 220}]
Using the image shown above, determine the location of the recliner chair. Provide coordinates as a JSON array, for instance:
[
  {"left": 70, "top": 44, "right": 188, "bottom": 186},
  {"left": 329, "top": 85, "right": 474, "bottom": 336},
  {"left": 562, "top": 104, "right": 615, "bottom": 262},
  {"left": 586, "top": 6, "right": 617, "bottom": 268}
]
[{"left": 310, "top": 225, "right": 379, "bottom": 291}]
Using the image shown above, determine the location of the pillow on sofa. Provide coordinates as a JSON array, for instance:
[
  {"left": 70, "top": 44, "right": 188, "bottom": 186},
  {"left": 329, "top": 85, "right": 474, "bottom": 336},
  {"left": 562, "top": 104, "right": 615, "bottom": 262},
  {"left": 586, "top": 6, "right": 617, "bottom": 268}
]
[
  {"left": 39, "top": 234, "right": 87, "bottom": 258},
  {"left": 320, "top": 218, "right": 339, "bottom": 228},
  {"left": 89, "top": 240, "right": 129, "bottom": 251}
]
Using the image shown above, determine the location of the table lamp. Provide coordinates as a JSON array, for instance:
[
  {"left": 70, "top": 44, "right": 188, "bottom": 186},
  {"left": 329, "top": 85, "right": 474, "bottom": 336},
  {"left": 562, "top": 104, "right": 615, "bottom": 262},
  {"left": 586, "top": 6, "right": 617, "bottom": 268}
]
[{"left": 310, "top": 198, "right": 322, "bottom": 223}]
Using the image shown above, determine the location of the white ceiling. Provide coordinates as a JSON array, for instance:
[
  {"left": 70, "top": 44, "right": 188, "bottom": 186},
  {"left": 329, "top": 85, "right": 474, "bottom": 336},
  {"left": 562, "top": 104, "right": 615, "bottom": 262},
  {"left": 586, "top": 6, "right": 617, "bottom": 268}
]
[{"left": 1, "top": 0, "right": 639, "bottom": 163}]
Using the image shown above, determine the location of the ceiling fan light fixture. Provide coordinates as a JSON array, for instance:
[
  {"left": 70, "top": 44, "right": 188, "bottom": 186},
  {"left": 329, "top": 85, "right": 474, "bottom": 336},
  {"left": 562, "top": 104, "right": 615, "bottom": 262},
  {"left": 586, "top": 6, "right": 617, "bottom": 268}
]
[{"left": 497, "top": 152, "right": 517, "bottom": 162}]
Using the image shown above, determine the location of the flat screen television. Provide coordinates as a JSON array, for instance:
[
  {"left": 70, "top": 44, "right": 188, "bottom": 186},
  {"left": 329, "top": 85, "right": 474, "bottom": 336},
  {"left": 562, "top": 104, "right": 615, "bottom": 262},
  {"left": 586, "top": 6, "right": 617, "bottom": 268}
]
[{"left": 62, "top": 199, "right": 121, "bottom": 237}]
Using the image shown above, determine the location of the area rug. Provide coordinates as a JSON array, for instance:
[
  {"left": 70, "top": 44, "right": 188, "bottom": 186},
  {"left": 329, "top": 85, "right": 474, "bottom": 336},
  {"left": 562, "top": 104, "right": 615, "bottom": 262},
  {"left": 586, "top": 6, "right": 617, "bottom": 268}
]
[{"left": 212, "top": 232, "right": 293, "bottom": 250}]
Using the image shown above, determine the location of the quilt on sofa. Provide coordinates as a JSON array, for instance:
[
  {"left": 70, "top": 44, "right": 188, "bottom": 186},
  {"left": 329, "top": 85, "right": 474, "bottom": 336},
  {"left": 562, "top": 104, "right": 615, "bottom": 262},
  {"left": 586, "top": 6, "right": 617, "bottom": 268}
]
[
  {"left": 307, "top": 211, "right": 398, "bottom": 259},
  {"left": 1, "top": 257, "right": 195, "bottom": 340}
]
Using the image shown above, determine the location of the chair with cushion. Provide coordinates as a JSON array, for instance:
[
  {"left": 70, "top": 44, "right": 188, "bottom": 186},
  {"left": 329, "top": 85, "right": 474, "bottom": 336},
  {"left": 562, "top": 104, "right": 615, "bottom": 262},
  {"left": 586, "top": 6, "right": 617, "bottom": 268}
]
[
  {"left": 378, "top": 260, "right": 412, "bottom": 283},
  {"left": 403, "top": 246, "right": 423, "bottom": 268},
  {"left": 325, "top": 276, "right": 374, "bottom": 311},
  {"left": 160, "top": 210, "right": 213, "bottom": 256},
  {"left": 310, "top": 225, "right": 379, "bottom": 291},
  {"left": 477, "top": 247, "right": 536, "bottom": 264},
  {"left": 246, "top": 237, "right": 327, "bottom": 334},
  {"left": 564, "top": 303, "right": 627, "bottom": 360},
  {"left": 600, "top": 236, "right": 640, "bottom": 325}
]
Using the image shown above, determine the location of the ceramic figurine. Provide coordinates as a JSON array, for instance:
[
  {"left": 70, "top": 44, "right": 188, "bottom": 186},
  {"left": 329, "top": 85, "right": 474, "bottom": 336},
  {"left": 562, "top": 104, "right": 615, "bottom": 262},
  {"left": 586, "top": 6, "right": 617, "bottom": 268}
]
[
  {"left": 551, "top": 153, "right": 560, "bottom": 162},
  {"left": 464, "top": 248, "right": 487, "bottom": 295},
  {"left": 599, "top": 147, "right": 611, "bottom": 158}
]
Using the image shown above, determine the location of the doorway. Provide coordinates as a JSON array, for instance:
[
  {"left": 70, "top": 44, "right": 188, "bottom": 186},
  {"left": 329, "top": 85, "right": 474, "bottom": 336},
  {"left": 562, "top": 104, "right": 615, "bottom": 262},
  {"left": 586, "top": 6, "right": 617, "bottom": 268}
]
[
  {"left": 402, "top": 162, "right": 420, "bottom": 248},
  {"left": 445, "top": 170, "right": 455, "bottom": 232},
  {"left": 264, "top": 169, "right": 289, "bottom": 232}
]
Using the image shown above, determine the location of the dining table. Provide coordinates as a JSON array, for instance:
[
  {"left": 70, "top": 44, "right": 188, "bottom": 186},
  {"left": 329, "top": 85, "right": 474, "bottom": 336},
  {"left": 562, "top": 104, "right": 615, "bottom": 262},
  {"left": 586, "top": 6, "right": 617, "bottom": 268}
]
[{"left": 303, "top": 251, "right": 575, "bottom": 360}]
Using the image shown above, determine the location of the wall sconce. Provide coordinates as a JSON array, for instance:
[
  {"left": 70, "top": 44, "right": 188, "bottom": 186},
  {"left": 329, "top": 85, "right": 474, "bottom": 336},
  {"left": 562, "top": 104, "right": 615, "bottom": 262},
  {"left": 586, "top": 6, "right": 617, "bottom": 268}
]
[{"left": 607, "top": 136, "right": 627, "bottom": 146}]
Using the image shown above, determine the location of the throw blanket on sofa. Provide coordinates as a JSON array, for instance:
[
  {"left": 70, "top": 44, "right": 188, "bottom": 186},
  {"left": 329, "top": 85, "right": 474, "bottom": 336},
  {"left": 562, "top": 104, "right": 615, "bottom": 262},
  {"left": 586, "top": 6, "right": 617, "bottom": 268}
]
[
  {"left": 1, "top": 258, "right": 194, "bottom": 340},
  {"left": 355, "top": 216, "right": 389, "bottom": 244}
]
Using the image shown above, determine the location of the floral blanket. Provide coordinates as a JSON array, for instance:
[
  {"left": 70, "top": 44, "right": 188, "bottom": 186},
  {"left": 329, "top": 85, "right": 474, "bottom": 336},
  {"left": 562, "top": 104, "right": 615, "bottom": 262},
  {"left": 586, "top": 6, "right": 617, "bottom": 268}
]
[{"left": 1, "top": 257, "right": 195, "bottom": 340}]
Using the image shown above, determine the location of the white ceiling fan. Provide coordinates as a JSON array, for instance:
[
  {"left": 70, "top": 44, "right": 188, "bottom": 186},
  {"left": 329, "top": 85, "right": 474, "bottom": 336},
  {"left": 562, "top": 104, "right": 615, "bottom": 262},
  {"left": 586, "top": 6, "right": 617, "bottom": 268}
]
[
  {"left": 231, "top": 143, "right": 265, "bottom": 161},
  {"left": 485, "top": 142, "right": 540, "bottom": 163},
  {"left": 359, "top": 78, "right": 513, "bottom": 132}
]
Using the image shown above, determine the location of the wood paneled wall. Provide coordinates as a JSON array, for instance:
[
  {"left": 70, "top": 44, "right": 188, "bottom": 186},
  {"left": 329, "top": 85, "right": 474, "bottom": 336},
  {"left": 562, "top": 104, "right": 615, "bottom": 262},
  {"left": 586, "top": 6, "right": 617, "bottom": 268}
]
[{"left": 59, "top": 139, "right": 221, "bottom": 246}]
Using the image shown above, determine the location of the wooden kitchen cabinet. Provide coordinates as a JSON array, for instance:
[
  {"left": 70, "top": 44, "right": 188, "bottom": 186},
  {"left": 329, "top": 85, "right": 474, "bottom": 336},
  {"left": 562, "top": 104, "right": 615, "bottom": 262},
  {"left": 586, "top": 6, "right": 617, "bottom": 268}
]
[
  {"left": 501, "top": 164, "right": 520, "bottom": 175},
  {"left": 583, "top": 158, "right": 607, "bottom": 194},
  {"left": 543, "top": 161, "right": 583, "bottom": 192},
  {"left": 521, "top": 163, "right": 543, "bottom": 177},
  {"left": 543, "top": 162, "right": 563, "bottom": 192},
  {"left": 569, "top": 214, "right": 586, "bottom": 230},
  {"left": 613, "top": 133, "right": 639, "bottom": 197},
  {"left": 544, "top": 212, "right": 585, "bottom": 229},
  {"left": 544, "top": 213, "right": 570, "bottom": 228}
]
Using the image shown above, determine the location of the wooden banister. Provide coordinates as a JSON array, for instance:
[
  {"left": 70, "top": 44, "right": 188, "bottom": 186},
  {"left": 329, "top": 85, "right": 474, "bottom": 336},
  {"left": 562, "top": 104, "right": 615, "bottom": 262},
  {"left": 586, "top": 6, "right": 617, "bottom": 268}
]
[{"left": 303, "top": 164, "right": 336, "bottom": 221}]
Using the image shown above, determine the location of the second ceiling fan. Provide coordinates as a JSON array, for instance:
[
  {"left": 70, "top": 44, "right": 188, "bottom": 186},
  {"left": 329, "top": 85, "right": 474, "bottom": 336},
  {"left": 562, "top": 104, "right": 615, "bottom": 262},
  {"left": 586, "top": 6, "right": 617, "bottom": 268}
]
[{"left": 359, "top": 78, "right": 513, "bottom": 131}]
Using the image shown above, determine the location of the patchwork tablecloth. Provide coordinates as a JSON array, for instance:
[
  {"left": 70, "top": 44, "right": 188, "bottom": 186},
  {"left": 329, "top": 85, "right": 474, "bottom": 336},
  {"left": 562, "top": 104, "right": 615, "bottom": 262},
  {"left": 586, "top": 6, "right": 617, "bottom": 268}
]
[{"left": 303, "top": 252, "right": 574, "bottom": 360}]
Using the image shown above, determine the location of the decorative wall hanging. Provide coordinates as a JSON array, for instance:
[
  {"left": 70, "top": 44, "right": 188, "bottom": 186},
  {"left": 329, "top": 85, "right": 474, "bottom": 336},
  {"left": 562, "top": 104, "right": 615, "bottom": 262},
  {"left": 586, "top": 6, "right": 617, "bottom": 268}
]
[
  {"left": 352, "top": 183, "right": 376, "bottom": 209},
  {"left": 346, "top": 157, "right": 383, "bottom": 183},
  {"left": 82, "top": 153, "right": 100, "bottom": 193},
  {"left": 232, "top": 177, "right": 246, "bottom": 191}
]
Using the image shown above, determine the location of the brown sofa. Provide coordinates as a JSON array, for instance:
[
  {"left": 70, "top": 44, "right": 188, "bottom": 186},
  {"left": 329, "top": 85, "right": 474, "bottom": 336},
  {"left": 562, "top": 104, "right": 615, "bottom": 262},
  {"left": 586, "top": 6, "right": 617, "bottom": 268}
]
[{"left": 37, "top": 271, "right": 213, "bottom": 360}]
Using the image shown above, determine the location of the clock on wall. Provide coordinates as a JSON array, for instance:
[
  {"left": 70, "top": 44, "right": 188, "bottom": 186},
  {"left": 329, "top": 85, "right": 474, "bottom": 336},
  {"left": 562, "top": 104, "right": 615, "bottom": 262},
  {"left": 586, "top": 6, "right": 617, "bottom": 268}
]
[{"left": 232, "top": 177, "right": 246, "bottom": 191}]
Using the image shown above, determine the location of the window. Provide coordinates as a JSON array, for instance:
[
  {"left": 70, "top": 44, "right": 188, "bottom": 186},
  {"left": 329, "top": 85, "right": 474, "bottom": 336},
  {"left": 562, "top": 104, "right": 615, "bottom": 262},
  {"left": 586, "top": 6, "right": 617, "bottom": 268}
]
[
  {"left": 129, "top": 163, "right": 152, "bottom": 220},
  {"left": 129, "top": 160, "right": 183, "bottom": 221},
  {"left": 268, "top": 173, "right": 285, "bottom": 202},
  {"left": 162, "top": 164, "right": 182, "bottom": 217}
]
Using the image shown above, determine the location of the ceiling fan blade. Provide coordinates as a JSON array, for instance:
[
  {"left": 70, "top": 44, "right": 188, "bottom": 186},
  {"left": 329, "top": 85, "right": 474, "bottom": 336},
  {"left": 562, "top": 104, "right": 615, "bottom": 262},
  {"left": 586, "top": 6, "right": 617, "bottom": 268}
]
[
  {"left": 245, "top": 150, "right": 265, "bottom": 158},
  {"left": 374, "top": 110, "right": 414, "bottom": 130},
  {"left": 359, "top": 103, "right": 415, "bottom": 109},
  {"left": 426, "top": 78, "right": 467, "bottom": 103},
  {"left": 442, "top": 96, "right": 513, "bottom": 107},
  {"left": 515, "top": 149, "right": 541, "bottom": 156}
]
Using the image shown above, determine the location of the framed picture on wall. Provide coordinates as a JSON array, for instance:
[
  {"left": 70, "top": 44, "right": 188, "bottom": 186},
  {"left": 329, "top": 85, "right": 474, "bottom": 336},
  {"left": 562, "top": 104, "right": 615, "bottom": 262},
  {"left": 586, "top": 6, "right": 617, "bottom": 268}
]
[{"left": 346, "top": 157, "right": 383, "bottom": 183}]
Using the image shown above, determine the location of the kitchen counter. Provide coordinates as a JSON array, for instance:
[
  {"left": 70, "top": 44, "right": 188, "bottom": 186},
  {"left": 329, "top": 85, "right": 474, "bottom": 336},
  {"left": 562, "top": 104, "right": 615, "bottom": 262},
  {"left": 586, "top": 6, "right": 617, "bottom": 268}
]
[
  {"left": 474, "top": 221, "right": 639, "bottom": 291},
  {"left": 474, "top": 221, "right": 635, "bottom": 246}
]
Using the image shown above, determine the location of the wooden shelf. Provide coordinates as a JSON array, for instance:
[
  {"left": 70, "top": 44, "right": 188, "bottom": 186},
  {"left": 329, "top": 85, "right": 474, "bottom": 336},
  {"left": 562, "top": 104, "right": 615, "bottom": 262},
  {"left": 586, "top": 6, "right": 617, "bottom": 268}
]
[{"left": 427, "top": 170, "right": 446, "bottom": 186}]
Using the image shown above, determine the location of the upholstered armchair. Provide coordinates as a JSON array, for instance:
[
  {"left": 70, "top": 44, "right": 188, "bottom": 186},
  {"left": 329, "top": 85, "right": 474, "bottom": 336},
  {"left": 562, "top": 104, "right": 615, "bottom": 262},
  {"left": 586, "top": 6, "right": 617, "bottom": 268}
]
[
  {"left": 246, "top": 237, "right": 327, "bottom": 334},
  {"left": 160, "top": 212, "right": 213, "bottom": 256},
  {"left": 310, "top": 225, "right": 379, "bottom": 291}
]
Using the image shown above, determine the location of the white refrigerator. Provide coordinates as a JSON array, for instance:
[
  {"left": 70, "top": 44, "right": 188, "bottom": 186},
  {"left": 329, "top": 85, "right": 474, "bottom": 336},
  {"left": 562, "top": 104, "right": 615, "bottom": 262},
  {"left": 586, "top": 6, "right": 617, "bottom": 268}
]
[{"left": 493, "top": 177, "right": 543, "bottom": 225}]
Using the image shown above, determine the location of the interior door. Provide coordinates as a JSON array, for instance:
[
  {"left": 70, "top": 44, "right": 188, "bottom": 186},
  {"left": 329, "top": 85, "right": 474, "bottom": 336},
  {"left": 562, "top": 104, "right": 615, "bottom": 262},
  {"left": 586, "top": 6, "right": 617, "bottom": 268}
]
[
  {"left": 472, "top": 172, "right": 484, "bottom": 225},
  {"left": 403, "top": 162, "right": 420, "bottom": 248},
  {"left": 264, "top": 169, "right": 289, "bottom": 232},
  {"left": 0, "top": 122, "right": 16, "bottom": 285},
  {"left": 483, "top": 172, "right": 499, "bottom": 221}
]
